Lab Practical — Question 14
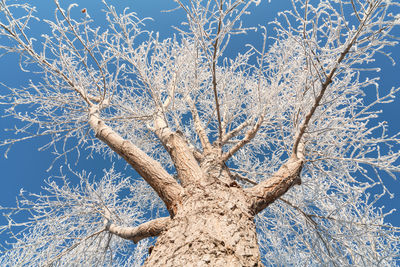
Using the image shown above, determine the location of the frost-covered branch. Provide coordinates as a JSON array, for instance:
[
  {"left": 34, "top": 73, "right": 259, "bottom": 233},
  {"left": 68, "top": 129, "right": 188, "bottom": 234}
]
[
  {"left": 0, "top": 0, "right": 400, "bottom": 265},
  {"left": 221, "top": 120, "right": 250, "bottom": 144},
  {"left": 221, "top": 115, "right": 264, "bottom": 162},
  {"left": 293, "top": 1, "right": 388, "bottom": 155},
  {"left": 211, "top": 0, "right": 224, "bottom": 143},
  {"left": 0, "top": 168, "right": 157, "bottom": 265},
  {"left": 187, "top": 95, "right": 213, "bottom": 153}
]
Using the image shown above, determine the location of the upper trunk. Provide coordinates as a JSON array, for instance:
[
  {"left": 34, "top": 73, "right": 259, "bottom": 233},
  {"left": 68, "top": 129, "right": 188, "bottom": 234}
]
[
  {"left": 143, "top": 179, "right": 263, "bottom": 267},
  {"left": 89, "top": 108, "right": 302, "bottom": 266},
  {"left": 141, "top": 149, "right": 302, "bottom": 266}
]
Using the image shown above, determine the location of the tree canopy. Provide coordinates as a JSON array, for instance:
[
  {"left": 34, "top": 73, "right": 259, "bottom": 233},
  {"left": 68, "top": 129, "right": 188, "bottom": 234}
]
[{"left": 0, "top": 0, "right": 400, "bottom": 265}]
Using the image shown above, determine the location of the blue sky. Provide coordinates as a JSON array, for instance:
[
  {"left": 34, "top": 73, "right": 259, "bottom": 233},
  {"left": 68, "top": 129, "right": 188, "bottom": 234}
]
[{"left": 0, "top": 0, "right": 400, "bottom": 240}]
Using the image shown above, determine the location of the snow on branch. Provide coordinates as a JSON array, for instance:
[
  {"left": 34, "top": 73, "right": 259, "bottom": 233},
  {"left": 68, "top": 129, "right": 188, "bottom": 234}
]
[
  {"left": 0, "top": 167, "right": 156, "bottom": 265},
  {"left": 0, "top": 0, "right": 400, "bottom": 265}
]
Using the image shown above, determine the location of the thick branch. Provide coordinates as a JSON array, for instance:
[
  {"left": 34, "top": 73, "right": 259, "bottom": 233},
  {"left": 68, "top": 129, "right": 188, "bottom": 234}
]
[
  {"left": 153, "top": 111, "right": 203, "bottom": 187},
  {"left": 106, "top": 217, "right": 171, "bottom": 244},
  {"left": 188, "top": 98, "right": 213, "bottom": 152},
  {"left": 89, "top": 106, "right": 183, "bottom": 216},
  {"left": 246, "top": 144, "right": 304, "bottom": 214}
]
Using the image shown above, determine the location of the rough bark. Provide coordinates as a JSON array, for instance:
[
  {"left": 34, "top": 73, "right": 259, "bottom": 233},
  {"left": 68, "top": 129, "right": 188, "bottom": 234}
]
[
  {"left": 140, "top": 149, "right": 303, "bottom": 266},
  {"left": 89, "top": 104, "right": 304, "bottom": 265},
  {"left": 246, "top": 143, "right": 305, "bottom": 214},
  {"left": 153, "top": 111, "right": 204, "bottom": 187},
  {"left": 245, "top": 155, "right": 303, "bottom": 214},
  {"left": 105, "top": 217, "right": 171, "bottom": 244},
  {"left": 143, "top": 181, "right": 263, "bottom": 267},
  {"left": 88, "top": 106, "right": 183, "bottom": 215}
]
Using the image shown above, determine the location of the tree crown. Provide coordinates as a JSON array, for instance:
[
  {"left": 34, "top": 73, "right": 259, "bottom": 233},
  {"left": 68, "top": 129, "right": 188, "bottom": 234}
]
[{"left": 0, "top": 0, "right": 400, "bottom": 265}]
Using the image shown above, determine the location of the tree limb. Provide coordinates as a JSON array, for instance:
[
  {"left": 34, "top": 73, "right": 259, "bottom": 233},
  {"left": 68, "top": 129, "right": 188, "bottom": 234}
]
[
  {"left": 186, "top": 96, "right": 213, "bottom": 153},
  {"left": 231, "top": 171, "right": 258, "bottom": 185},
  {"left": 211, "top": 1, "right": 224, "bottom": 143},
  {"left": 152, "top": 110, "right": 204, "bottom": 187},
  {"left": 293, "top": 2, "right": 375, "bottom": 155},
  {"left": 246, "top": 0, "right": 380, "bottom": 218},
  {"left": 105, "top": 217, "right": 171, "bottom": 244},
  {"left": 221, "top": 115, "right": 264, "bottom": 162},
  {"left": 88, "top": 106, "right": 183, "bottom": 216},
  {"left": 188, "top": 45, "right": 213, "bottom": 153},
  {"left": 221, "top": 120, "right": 250, "bottom": 145},
  {"left": 246, "top": 142, "right": 304, "bottom": 214}
]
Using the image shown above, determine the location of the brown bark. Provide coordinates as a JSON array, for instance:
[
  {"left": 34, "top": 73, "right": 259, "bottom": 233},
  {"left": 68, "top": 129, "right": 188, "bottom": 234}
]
[
  {"left": 246, "top": 153, "right": 304, "bottom": 214},
  {"left": 143, "top": 180, "right": 263, "bottom": 267},
  {"left": 153, "top": 111, "right": 204, "bottom": 187},
  {"left": 90, "top": 106, "right": 304, "bottom": 266},
  {"left": 140, "top": 154, "right": 303, "bottom": 266},
  {"left": 88, "top": 106, "right": 183, "bottom": 215},
  {"left": 105, "top": 217, "right": 171, "bottom": 244}
]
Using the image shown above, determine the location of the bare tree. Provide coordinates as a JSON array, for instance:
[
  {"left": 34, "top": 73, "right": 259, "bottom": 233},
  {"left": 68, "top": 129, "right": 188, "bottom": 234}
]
[{"left": 0, "top": 0, "right": 400, "bottom": 265}]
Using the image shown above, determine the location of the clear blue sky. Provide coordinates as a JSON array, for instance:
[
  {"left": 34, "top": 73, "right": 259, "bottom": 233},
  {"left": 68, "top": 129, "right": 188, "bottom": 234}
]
[{"left": 0, "top": 0, "right": 399, "bottom": 237}]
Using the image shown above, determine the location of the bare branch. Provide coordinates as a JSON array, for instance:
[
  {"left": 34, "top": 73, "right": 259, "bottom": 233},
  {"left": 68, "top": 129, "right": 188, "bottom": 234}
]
[
  {"left": 246, "top": 142, "right": 305, "bottom": 214},
  {"left": 186, "top": 45, "right": 213, "bottom": 153},
  {"left": 89, "top": 106, "right": 183, "bottom": 215},
  {"left": 211, "top": 2, "right": 224, "bottom": 144},
  {"left": 186, "top": 96, "right": 212, "bottom": 152},
  {"left": 105, "top": 217, "right": 171, "bottom": 244},
  {"left": 231, "top": 171, "right": 258, "bottom": 186},
  {"left": 152, "top": 110, "right": 204, "bottom": 187},
  {"left": 221, "top": 120, "right": 250, "bottom": 144}
]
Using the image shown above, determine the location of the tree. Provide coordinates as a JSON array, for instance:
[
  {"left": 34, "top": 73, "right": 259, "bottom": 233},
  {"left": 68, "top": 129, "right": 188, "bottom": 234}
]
[{"left": 0, "top": 0, "right": 400, "bottom": 265}]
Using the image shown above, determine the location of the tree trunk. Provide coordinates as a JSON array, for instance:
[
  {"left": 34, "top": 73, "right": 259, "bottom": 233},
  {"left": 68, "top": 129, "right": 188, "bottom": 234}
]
[{"left": 143, "top": 181, "right": 263, "bottom": 267}]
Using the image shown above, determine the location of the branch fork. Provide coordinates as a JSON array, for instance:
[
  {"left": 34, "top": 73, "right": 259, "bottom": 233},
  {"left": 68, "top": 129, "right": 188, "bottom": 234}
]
[{"left": 88, "top": 106, "right": 183, "bottom": 216}]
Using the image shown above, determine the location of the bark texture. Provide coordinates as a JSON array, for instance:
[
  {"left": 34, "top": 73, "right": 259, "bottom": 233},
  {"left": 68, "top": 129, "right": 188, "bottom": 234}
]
[
  {"left": 89, "top": 106, "right": 303, "bottom": 266},
  {"left": 141, "top": 150, "right": 303, "bottom": 266},
  {"left": 105, "top": 217, "right": 171, "bottom": 244},
  {"left": 246, "top": 154, "right": 303, "bottom": 214},
  {"left": 143, "top": 181, "right": 263, "bottom": 267},
  {"left": 88, "top": 106, "right": 183, "bottom": 215}
]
